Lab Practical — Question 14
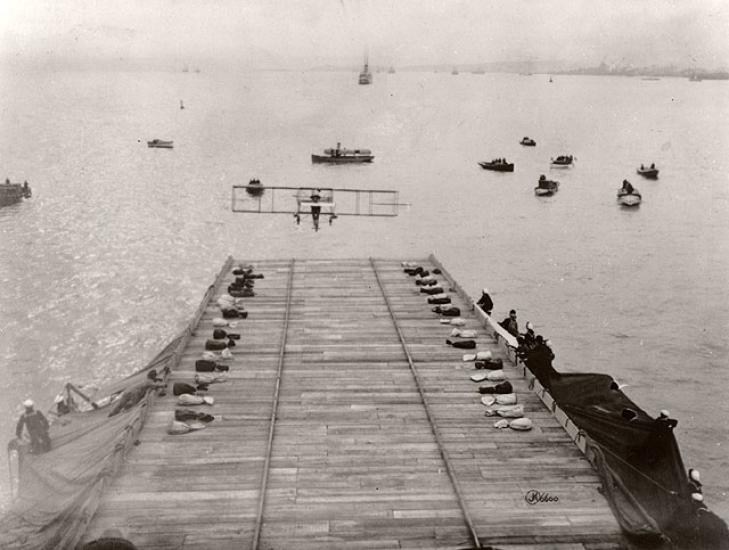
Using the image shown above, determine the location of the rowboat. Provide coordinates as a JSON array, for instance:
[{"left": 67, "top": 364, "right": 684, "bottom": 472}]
[
  {"left": 550, "top": 155, "right": 573, "bottom": 167},
  {"left": 147, "top": 139, "right": 174, "bottom": 149},
  {"left": 535, "top": 176, "right": 559, "bottom": 196},
  {"left": 520, "top": 137, "right": 536, "bottom": 146},
  {"left": 637, "top": 166, "right": 659, "bottom": 179},
  {"left": 617, "top": 188, "right": 642, "bottom": 207}
]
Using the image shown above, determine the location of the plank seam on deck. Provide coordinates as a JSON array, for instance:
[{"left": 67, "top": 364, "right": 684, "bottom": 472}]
[
  {"left": 369, "top": 257, "right": 483, "bottom": 550},
  {"left": 252, "top": 258, "right": 295, "bottom": 550}
]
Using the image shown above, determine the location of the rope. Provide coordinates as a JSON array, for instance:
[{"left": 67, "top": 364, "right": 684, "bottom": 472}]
[
  {"left": 369, "top": 258, "right": 482, "bottom": 549},
  {"left": 591, "top": 439, "right": 680, "bottom": 496},
  {"left": 252, "top": 259, "right": 295, "bottom": 550}
]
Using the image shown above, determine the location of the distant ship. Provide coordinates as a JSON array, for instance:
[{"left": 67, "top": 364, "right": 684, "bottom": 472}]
[
  {"left": 182, "top": 64, "right": 189, "bottom": 73},
  {"left": 388, "top": 66, "right": 396, "bottom": 74},
  {"left": 451, "top": 67, "right": 459, "bottom": 75},
  {"left": 0, "top": 179, "right": 32, "bottom": 207},
  {"left": 359, "top": 55, "right": 372, "bottom": 85}
]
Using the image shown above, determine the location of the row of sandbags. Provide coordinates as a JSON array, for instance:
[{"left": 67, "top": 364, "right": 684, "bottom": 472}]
[{"left": 402, "top": 262, "right": 532, "bottom": 431}]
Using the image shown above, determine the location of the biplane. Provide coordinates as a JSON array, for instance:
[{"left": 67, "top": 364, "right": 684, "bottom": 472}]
[{"left": 232, "top": 183, "right": 400, "bottom": 231}]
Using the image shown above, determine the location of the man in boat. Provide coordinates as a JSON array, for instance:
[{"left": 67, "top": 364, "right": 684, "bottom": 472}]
[
  {"left": 476, "top": 288, "right": 493, "bottom": 315},
  {"left": 622, "top": 179, "right": 634, "bottom": 194},
  {"left": 15, "top": 399, "right": 51, "bottom": 454}
]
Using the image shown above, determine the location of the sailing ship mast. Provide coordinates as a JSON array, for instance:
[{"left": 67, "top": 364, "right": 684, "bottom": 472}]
[{"left": 358, "top": 51, "right": 372, "bottom": 85}]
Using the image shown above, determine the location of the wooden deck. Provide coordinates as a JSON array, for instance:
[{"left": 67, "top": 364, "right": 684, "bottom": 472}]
[{"left": 83, "top": 258, "right": 625, "bottom": 550}]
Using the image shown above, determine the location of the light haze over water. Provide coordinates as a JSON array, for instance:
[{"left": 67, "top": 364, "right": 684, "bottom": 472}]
[{"left": 0, "top": 68, "right": 728, "bottom": 521}]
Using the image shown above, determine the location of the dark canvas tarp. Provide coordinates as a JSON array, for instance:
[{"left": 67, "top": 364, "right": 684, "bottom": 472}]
[{"left": 526, "top": 353, "right": 729, "bottom": 549}]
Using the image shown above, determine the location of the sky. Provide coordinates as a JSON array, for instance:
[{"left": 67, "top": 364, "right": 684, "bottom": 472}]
[{"left": 0, "top": 0, "right": 727, "bottom": 70}]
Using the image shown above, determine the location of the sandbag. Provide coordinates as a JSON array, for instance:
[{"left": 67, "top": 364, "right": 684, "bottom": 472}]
[
  {"left": 173, "top": 382, "right": 198, "bottom": 396},
  {"left": 451, "top": 328, "right": 477, "bottom": 338},
  {"left": 484, "top": 404, "right": 524, "bottom": 418},
  {"left": 475, "top": 358, "right": 503, "bottom": 370},
  {"left": 428, "top": 296, "right": 451, "bottom": 305},
  {"left": 446, "top": 339, "right": 476, "bottom": 349},
  {"left": 421, "top": 286, "right": 444, "bottom": 295},
  {"left": 205, "top": 339, "right": 228, "bottom": 351},
  {"left": 509, "top": 418, "right": 533, "bottom": 431},
  {"left": 175, "top": 409, "right": 215, "bottom": 423},
  {"left": 495, "top": 393, "right": 517, "bottom": 405},
  {"left": 212, "top": 318, "right": 237, "bottom": 327},
  {"left": 177, "top": 394, "right": 214, "bottom": 406},
  {"left": 478, "top": 381, "right": 513, "bottom": 394}
]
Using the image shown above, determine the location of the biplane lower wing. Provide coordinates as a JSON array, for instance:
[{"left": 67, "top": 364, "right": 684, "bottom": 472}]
[{"left": 232, "top": 186, "right": 399, "bottom": 217}]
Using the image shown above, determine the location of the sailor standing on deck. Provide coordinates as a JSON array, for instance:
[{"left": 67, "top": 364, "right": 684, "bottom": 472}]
[
  {"left": 15, "top": 399, "right": 51, "bottom": 454},
  {"left": 476, "top": 288, "right": 493, "bottom": 315}
]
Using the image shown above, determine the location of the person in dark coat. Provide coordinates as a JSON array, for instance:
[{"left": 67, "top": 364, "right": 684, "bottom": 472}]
[
  {"left": 15, "top": 399, "right": 51, "bottom": 454},
  {"left": 476, "top": 288, "right": 493, "bottom": 315},
  {"left": 499, "top": 309, "right": 519, "bottom": 337}
]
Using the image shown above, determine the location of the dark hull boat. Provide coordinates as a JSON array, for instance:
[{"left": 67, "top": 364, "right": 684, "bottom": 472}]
[
  {"left": 520, "top": 137, "right": 536, "bottom": 146},
  {"left": 478, "top": 161, "right": 514, "bottom": 172},
  {"left": 311, "top": 154, "right": 373, "bottom": 164},
  {"left": 535, "top": 179, "right": 559, "bottom": 196},
  {"left": 312, "top": 144, "right": 373, "bottom": 164},
  {"left": 550, "top": 155, "right": 574, "bottom": 168},
  {"left": 147, "top": 139, "right": 174, "bottom": 149},
  {"left": 637, "top": 167, "right": 659, "bottom": 179},
  {"left": 0, "top": 181, "right": 32, "bottom": 207}
]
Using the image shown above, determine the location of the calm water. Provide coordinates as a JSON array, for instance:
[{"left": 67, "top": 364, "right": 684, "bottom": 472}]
[{"left": 1, "top": 68, "right": 727, "bottom": 518}]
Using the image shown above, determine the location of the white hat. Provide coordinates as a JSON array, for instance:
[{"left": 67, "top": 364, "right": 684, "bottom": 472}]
[
  {"left": 54, "top": 395, "right": 64, "bottom": 403},
  {"left": 660, "top": 409, "right": 671, "bottom": 418},
  {"left": 22, "top": 399, "right": 34, "bottom": 408},
  {"left": 691, "top": 493, "right": 704, "bottom": 502},
  {"left": 482, "top": 288, "right": 489, "bottom": 294},
  {"left": 690, "top": 469, "right": 701, "bottom": 483},
  {"left": 526, "top": 321, "right": 534, "bottom": 330},
  {"left": 544, "top": 339, "right": 552, "bottom": 348}
]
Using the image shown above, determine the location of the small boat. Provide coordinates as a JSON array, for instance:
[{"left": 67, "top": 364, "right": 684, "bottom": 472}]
[
  {"left": 550, "top": 155, "right": 574, "bottom": 167},
  {"left": 147, "top": 139, "right": 174, "bottom": 149},
  {"left": 451, "top": 67, "right": 459, "bottom": 75},
  {"left": 534, "top": 176, "right": 559, "bottom": 196},
  {"left": 637, "top": 165, "right": 659, "bottom": 179},
  {"left": 0, "top": 179, "right": 32, "bottom": 206},
  {"left": 245, "top": 178, "right": 264, "bottom": 197},
  {"left": 478, "top": 159, "right": 514, "bottom": 172},
  {"left": 359, "top": 54, "right": 372, "bottom": 85},
  {"left": 388, "top": 66, "right": 396, "bottom": 74},
  {"left": 617, "top": 187, "right": 642, "bottom": 207},
  {"left": 520, "top": 137, "right": 536, "bottom": 146},
  {"left": 312, "top": 142, "right": 373, "bottom": 164}
]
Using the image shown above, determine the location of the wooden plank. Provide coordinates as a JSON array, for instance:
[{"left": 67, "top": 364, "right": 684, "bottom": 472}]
[{"left": 81, "top": 258, "right": 624, "bottom": 550}]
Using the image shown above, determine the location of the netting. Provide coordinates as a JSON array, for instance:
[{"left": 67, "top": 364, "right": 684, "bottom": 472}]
[
  {"left": 0, "top": 258, "right": 232, "bottom": 550},
  {"left": 0, "top": 337, "right": 180, "bottom": 550}
]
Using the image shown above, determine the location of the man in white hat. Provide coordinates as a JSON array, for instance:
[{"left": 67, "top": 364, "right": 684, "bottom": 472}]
[
  {"left": 15, "top": 399, "right": 51, "bottom": 454},
  {"left": 476, "top": 288, "right": 493, "bottom": 316}
]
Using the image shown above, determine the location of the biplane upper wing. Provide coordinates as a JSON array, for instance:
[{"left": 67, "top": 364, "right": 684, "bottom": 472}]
[{"left": 232, "top": 185, "right": 399, "bottom": 217}]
